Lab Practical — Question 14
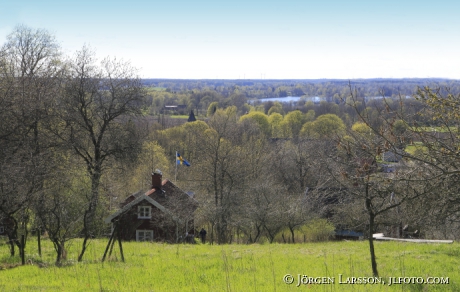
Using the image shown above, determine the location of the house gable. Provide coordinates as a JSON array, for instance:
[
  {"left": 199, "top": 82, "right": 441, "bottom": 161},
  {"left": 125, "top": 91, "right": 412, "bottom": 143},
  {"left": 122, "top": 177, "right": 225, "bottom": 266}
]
[{"left": 104, "top": 194, "right": 168, "bottom": 224}]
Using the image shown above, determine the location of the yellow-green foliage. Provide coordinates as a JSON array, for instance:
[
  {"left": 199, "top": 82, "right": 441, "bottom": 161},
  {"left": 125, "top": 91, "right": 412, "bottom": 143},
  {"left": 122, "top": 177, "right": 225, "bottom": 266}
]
[
  {"left": 222, "top": 105, "right": 238, "bottom": 117},
  {"left": 274, "top": 219, "right": 335, "bottom": 243},
  {"left": 242, "top": 103, "right": 253, "bottom": 113},
  {"left": 352, "top": 121, "right": 372, "bottom": 134},
  {"left": 250, "top": 104, "right": 265, "bottom": 113},
  {"left": 305, "top": 109, "right": 315, "bottom": 122},
  {"left": 299, "top": 219, "right": 336, "bottom": 242},
  {"left": 297, "top": 219, "right": 335, "bottom": 242},
  {"left": 281, "top": 110, "right": 305, "bottom": 137},
  {"left": 301, "top": 114, "right": 346, "bottom": 138},
  {"left": 267, "top": 102, "right": 283, "bottom": 115},
  {"left": 1, "top": 238, "right": 459, "bottom": 291},
  {"left": 181, "top": 120, "right": 209, "bottom": 133},
  {"left": 239, "top": 111, "right": 271, "bottom": 136},
  {"left": 128, "top": 141, "right": 170, "bottom": 191},
  {"left": 207, "top": 102, "right": 219, "bottom": 117},
  {"left": 268, "top": 113, "right": 284, "bottom": 138},
  {"left": 392, "top": 120, "right": 408, "bottom": 135}
]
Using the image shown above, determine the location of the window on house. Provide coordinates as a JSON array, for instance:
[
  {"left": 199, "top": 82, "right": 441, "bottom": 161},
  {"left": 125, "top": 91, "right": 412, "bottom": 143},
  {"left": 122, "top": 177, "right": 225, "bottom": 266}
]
[
  {"left": 138, "top": 206, "right": 151, "bottom": 219},
  {"left": 0, "top": 226, "right": 3, "bottom": 234},
  {"left": 136, "top": 230, "right": 153, "bottom": 241}
]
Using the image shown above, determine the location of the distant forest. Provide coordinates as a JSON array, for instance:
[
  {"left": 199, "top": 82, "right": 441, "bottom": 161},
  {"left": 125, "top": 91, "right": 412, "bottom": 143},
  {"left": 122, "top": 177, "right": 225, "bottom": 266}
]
[
  {"left": 142, "top": 78, "right": 460, "bottom": 125},
  {"left": 142, "top": 78, "right": 460, "bottom": 99}
]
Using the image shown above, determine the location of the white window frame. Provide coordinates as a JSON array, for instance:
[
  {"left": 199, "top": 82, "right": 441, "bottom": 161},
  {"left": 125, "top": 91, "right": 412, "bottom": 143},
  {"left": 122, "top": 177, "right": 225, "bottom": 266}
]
[
  {"left": 138, "top": 205, "right": 152, "bottom": 219},
  {"left": 136, "top": 230, "right": 153, "bottom": 241}
]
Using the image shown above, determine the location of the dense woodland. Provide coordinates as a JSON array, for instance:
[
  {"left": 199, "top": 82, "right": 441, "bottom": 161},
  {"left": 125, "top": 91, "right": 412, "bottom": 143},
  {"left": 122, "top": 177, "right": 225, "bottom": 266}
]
[
  {"left": 2, "top": 25, "right": 460, "bottom": 276},
  {"left": 144, "top": 78, "right": 460, "bottom": 98}
]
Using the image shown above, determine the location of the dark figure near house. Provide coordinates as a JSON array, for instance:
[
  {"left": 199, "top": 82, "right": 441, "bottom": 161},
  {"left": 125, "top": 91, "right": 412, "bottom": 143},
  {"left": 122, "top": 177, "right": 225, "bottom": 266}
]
[{"left": 199, "top": 228, "right": 207, "bottom": 244}]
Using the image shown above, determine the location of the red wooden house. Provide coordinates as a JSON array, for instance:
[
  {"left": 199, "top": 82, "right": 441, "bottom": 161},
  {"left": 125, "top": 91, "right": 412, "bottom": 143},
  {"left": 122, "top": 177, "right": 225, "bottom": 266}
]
[{"left": 104, "top": 171, "right": 197, "bottom": 242}]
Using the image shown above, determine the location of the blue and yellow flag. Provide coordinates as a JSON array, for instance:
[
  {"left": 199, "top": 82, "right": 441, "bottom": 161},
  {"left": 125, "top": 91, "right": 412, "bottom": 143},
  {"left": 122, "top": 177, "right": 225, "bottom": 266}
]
[{"left": 176, "top": 152, "right": 191, "bottom": 166}]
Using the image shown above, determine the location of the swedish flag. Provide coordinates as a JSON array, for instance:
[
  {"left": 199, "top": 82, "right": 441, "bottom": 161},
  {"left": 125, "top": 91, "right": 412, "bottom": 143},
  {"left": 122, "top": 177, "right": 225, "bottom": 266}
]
[{"left": 176, "top": 152, "right": 191, "bottom": 166}]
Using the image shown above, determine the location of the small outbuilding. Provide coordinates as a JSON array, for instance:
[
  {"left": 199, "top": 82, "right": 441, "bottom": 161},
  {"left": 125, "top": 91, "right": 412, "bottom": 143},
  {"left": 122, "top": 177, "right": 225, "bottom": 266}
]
[{"left": 382, "top": 151, "right": 403, "bottom": 163}]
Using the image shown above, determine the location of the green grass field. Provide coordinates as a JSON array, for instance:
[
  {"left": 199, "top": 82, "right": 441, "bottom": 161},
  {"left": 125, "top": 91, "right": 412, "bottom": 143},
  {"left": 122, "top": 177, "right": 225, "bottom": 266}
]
[
  {"left": 168, "top": 115, "right": 190, "bottom": 119},
  {"left": 0, "top": 238, "right": 459, "bottom": 291},
  {"left": 411, "top": 126, "right": 458, "bottom": 133}
]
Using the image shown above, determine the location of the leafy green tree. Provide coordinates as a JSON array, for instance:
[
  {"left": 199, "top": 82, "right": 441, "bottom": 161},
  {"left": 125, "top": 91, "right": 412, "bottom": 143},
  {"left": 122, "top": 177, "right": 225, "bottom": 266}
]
[
  {"left": 151, "top": 95, "right": 165, "bottom": 115},
  {"left": 351, "top": 121, "right": 372, "bottom": 134},
  {"left": 242, "top": 103, "right": 253, "bottom": 114},
  {"left": 281, "top": 110, "right": 305, "bottom": 138},
  {"left": 300, "top": 114, "right": 345, "bottom": 138},
  {"left": 229, "top": 93, "right": 247, "bottom": 113},
  {"left": 239, "top": 111, "right": 271, "bottom": 137},
  {"left": 180, "top": 120, "right": 210, "bottom": 163},
  {"left": 267, "top": 101, "right": 284, "bottom": 115},
  {"left": 37, "top": 157, "right": 88, "bottom": 263},
  {"left": 316, "top": 101, "right": 340, "bottom": 116},
  {"left": 392, "top": 119, "right": 408, "bottom": 136},
  {"left": 207, "top": 101, "right": 219, "bottom": 117},
  {"left": 128, "top": 141, "right": 170, "bottom": 191},
  {"left": 250, "top": 104, "right": 265, "bottom": 113},
  {"left": 304, "top": 109, "right": 316, "bottom": 122},
  {"left": 268, "top": 113, "right": 284, "bottom": 138}
]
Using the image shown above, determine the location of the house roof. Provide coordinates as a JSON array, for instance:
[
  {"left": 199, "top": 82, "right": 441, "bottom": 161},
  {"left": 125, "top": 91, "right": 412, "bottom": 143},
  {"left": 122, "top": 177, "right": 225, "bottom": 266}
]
[
  {"left": 104, "top": 192, "right": 168, "bottom": 224},
  {"left": 151, "top": 180, "right": 197, "bottom": 203}
]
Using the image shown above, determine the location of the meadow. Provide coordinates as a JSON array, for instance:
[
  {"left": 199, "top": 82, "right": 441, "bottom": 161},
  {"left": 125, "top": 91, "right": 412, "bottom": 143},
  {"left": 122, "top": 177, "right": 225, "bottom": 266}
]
[{"left": 0, "top": 238, "right": 459, "bottom": 291}]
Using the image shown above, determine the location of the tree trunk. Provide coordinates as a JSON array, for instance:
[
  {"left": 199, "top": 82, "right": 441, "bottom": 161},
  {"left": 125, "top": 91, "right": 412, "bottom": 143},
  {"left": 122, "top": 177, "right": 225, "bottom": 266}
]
[
  {"left": 253, "top": 224, "right": 261, "bottom": 243},
  {"left": 289, "top": 226, "right": 295, "bottom": 243},
  {"left": 56, "top": 242, "right": 63, "bottom": 264},
  {"left": 56, "top": 244, "right": 62, "bottom": 264},
  {"left": 217, "top": 215, "right": 228, "bottom": 244},
  {"left": 78, "top": 236, "right": 89, "bottom": 262},
  {"left": 20, "top": 235, "right": 25, "bottom": 265},
  {"left": 37, "top": 229, "right": 42, "bottom": 257},
  {"left": 368, "top": 209, "right": 379, "bottom": 276},
  {"left": 8, "top": 237, "right": 15, "bottom": 257},
  {"left": 7, "top": 218, "right": 20, "bottom": 257},
  {"left": 78, "top": 167, "right": 102, "bottom": 261}
]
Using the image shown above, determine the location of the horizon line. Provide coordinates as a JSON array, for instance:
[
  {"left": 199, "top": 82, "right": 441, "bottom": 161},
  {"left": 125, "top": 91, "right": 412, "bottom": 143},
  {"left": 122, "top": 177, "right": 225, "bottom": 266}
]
[{"left": 139, "top": 77, "right": 460, "bottom": 81}]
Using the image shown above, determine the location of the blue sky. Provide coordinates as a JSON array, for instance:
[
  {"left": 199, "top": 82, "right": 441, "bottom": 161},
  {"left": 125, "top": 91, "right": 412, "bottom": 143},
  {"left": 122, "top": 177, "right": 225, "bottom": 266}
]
[{"left": 2, "top": 0, "right": 460, "bottom": 79}]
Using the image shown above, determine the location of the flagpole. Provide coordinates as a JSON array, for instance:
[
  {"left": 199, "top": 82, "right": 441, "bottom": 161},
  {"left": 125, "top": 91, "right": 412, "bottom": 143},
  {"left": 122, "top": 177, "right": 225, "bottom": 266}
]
[{"left": 175, "top": 151, "right": 178, "bottom": 183}]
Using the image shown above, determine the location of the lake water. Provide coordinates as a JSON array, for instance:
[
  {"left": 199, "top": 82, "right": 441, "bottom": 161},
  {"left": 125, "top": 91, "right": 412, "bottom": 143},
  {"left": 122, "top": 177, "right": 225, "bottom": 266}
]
[
  {"left": 256, "top": 96, "right": 322, "bottom": 103},
  {"left": 255, "top": 95, "right": 410, "bottom": 104}
]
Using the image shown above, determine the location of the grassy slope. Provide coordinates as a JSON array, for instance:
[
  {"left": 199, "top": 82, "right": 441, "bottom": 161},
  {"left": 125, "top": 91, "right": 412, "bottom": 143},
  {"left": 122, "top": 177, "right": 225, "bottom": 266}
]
[{"left": 0, "top": 239, "right": 459, "bottom": 291}]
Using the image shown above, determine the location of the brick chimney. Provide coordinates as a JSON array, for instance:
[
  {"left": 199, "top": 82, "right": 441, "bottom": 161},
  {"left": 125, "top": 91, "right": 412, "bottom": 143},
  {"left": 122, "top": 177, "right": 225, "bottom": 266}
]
[{"left": 151, "top": 169, "right": 163, "bottom": 189}]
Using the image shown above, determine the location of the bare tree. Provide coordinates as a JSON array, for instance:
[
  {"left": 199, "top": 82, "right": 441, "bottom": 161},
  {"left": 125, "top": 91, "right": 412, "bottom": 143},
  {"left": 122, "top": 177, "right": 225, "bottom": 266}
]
[
  {"left": 238, "top": 181, "right": 285, "bottom": 243},
  {"left": 0, "top": 25, "right": 62, "bottom": 259},
  {"left": 399, "top": 87, "right": 460, "bottom": 237},
  {"left": 323, "top": 87, "right": 440, "bottom": 277},
  {"left": 195, "top": 107, "right": 243, "bottom": 243},
  {"left": 54, "top": 46, "right": 145, "bottom": 261}
]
